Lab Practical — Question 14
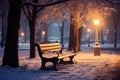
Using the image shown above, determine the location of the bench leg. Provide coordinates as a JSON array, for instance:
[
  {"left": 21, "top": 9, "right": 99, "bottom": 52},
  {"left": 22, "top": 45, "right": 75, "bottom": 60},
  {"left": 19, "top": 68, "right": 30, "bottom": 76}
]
[
  {"left": 40, "top": 58, "right": 58, "bottom": 71},
  {"left": 59, "top": 59, "right": 64, "bottom": 64},
  {"left": 52, "top": 59, "right": 58, "bottom": 71},
  {"left": 69, "top": 56, "right": 74, "bottom": 64},
  {"left": 40, "top": 59, "right": 47, "bottom": 70}
]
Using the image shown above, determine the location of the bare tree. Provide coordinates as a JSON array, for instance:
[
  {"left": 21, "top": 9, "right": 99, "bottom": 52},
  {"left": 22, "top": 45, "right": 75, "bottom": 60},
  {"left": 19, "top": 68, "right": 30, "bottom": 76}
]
[
  {"left": 2, "top": 0, "right": 22, "bottom": 67},
  {"left": 21, "top": 0, "right": 69, "bottom": 58}
]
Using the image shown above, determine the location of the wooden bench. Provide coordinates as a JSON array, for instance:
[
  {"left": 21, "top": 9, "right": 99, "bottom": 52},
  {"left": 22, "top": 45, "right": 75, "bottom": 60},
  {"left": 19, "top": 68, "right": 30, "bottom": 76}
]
[{"left": 35, "top": 43, "right": 76, "bottom": 70}]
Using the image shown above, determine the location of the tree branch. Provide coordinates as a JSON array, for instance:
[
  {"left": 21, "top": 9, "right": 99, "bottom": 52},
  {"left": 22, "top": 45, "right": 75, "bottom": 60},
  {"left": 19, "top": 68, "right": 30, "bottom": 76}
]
[
  {"left": 22, "top": 7, "right": 31, "bottom": 21},
  {"left": 26, "top": 5, "right": 32, "bottom": 20},
  {"left": 36, "top": 7, "right": 45, "bottom": 14},
  {"left": 106, "top": 0, "right": 120, "bottom": 4},
  {"left": 21, "top": 0, "right": 70, "bottom": 7}
]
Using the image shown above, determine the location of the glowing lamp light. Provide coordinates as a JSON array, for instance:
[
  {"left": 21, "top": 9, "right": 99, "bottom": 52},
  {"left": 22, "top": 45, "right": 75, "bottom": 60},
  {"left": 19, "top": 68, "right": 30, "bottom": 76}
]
[
  {"left": 21, "top": 32, "right": 24, "bottom": 37},
  {"left": 93, "top": 19, "right": 100, "bottom": 26},
  {"left": 107, "top": 29, "right": 109, "bottom": 32},
  {"left": 87, "top": 29, "right": 91, "bottom": 32},
  {"left": 42, "top": 31, "right": 45, "bottom": 36}
]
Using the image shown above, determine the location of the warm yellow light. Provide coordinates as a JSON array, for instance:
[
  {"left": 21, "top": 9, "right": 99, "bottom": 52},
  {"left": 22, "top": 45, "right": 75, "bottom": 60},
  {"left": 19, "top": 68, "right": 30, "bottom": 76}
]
[
  {"left": 42, "top": 31, "right": 45, "bottom": 35},
  {"left": 87, "top": 29, "right": 91, "bottom": 32},
  {"left": 93, "top": 19, "right": 100, "bottom": 26},
  {"left": 21, "top": 32, "right": 24, "bottom": 36}
]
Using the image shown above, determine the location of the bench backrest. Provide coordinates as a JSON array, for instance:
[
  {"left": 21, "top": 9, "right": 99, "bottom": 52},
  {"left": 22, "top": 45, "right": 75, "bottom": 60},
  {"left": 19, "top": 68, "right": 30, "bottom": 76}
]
[
  {"left": 40, "top": 43, "right": 61, "bottom": 52},
  {"left": 35, "top": 43, "right": 61, "bottom": 57}
]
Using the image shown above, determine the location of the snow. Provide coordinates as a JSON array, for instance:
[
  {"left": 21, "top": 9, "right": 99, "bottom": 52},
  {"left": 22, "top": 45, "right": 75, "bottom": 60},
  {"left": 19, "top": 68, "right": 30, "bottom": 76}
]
[{"left": 0, "top": 44, "right": 120, "bottom": 80}]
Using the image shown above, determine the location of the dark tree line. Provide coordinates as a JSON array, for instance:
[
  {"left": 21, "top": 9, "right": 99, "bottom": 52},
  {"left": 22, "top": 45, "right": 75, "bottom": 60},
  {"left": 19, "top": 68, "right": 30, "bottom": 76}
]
[{"left": 106, "top": 0, "right": 120, "bottom": 48}]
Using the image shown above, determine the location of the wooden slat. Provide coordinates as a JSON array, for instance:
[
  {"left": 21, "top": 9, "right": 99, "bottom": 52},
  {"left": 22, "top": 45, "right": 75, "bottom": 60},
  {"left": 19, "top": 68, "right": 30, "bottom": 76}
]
[
  {"left": 43, "top": 49, "right": 61, "bottom": 54},
  {"left": 40, "top": 43, "right": 60, "bottom": 47},
  {"left": 41, "top": 45, "right": 61, "bottom": 51},
  {"left": 58, "top": 53, "right": 76, "bottom": 59}
]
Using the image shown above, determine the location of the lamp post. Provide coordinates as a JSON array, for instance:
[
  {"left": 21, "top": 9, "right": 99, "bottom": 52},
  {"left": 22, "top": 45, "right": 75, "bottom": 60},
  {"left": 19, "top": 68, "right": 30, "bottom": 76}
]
[
  {"left": 87, "top": 29, "right": 91, "bottom": 47},
  {"left": 93, "top": 19, "right": 100, "bottom": 56},
  {"left": 21, "top": 32, "right": 24, "bottom": 44},
  {"left": 42, "top": 31, "right": 45, "bottom": 43}
]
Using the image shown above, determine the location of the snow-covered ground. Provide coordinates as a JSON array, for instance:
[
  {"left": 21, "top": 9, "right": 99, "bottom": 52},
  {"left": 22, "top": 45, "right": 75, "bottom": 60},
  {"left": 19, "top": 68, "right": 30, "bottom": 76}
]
[{"left": 0, "top": 44, "right": 120, "bottom": 80}]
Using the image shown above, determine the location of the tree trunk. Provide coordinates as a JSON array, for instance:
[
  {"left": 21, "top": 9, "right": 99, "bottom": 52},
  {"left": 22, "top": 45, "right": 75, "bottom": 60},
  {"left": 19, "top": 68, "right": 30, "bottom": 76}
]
[
  {"left": 114, "top": 28, "right": 117, "bottom": 48},
  {"left": 24, "top": 28, "right": 27, "bottom": 43},
  {"left": 29, "top": 20, "right": 36, "bottom": 58},
  {"left": 68, "top": 18, "right": 75, "bottom": 51},
  {"left": 74, "top": 20, "right": 80, "bottom": 52},
  {"left": 100, "top": 27, "right": 104, "bottom": 45},
  {"left": 68, "top": 15, "right": 80, "bottom": 52},
  {"left": 78, "top": 26, "right": 83, "bottom": 50},
  {"left": 61, "top": 21, "right": 64, "bottom": 49},
  {"left": 113, "top": 14, "right": 119, "bottom": 48},
  {"left": 2, "top": 0, "right": 22, "bottom": 67},
  {"left": 29, "top": 0, "right": 38, "bottom": 58},
  {"left": 57, "top": 21, "right": 64, "bottom": 48}
]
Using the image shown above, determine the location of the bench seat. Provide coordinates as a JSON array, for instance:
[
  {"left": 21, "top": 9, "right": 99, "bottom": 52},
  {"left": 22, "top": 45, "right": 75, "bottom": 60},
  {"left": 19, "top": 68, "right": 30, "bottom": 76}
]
[{"left": 58, "top": 53, "right": 76, "bottom": 59}]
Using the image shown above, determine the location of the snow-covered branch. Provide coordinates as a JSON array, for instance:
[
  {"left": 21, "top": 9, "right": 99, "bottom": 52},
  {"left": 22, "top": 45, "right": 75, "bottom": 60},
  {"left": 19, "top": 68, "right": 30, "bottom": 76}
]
[{"left": 21, "top": 0, "right": 70, "bottom": 7}]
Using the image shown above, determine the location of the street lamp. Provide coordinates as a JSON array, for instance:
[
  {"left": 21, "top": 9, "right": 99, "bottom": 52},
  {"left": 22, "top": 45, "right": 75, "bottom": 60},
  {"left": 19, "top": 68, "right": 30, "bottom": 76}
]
[
  {"left": 21, "top": 32, "right": 24, "bottom": 37},
  {"left": 106, "top": 29, "right": 109, "bottom": 41},
  {"left": 42, "top": 31, "right": 45, "bottom": 36},
  {"left": 93, "top": 19, "right": 100, "bottom": 56},
  {"left": 21, "top": 32, "right": 24, "bottom": 44},
  {"left": 42, "top": 31, "right": 46, "bottom": 42},
  {"left": 87, "top": 29, "right": 91, "bottom": 47},
  {"left": 87, "top": 29, "right": 91, "bottom": 33}
]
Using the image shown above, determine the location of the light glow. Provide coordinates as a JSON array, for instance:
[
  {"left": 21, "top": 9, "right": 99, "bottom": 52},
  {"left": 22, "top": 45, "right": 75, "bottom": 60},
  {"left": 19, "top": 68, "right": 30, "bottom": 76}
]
[
  {"left": 21, "top": 32, "right": 24, "bottom": 37},
  {"left": 93, "top": 19, "right": 100, "bottom": 26},
  {"left": 42, "top": 31, "right": 45, "bottom": 35},
  {"left": 87, "top": 29, "right": 91, "bottom": 32}
]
